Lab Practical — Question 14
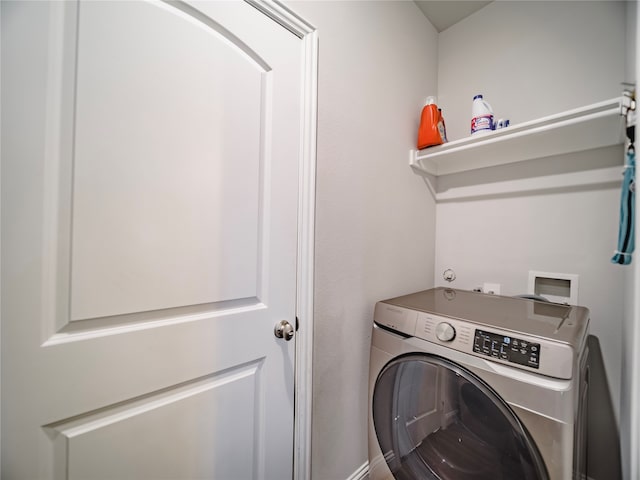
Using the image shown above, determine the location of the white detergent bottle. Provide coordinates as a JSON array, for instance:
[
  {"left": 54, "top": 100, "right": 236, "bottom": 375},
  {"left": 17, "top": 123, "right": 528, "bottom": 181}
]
[{"left": 471, "top": 94, "right": 494, "bottom": 135}]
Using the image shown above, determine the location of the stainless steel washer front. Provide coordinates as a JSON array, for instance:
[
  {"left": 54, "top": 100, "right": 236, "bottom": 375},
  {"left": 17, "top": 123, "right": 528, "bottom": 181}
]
[{"left": 368, "top": 288, "right": 590, "bottom": 480}]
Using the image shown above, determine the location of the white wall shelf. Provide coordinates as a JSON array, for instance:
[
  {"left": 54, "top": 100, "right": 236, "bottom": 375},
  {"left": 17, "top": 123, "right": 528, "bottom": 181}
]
[{"left": 410, "top": 97, "right": 625, "bottom": 177}]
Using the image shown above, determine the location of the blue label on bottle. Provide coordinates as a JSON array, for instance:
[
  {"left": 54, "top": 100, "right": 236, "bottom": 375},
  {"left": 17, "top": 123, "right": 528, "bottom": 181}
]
[{"left": 471, "top": 114, "right": 494, "bottom": 134}]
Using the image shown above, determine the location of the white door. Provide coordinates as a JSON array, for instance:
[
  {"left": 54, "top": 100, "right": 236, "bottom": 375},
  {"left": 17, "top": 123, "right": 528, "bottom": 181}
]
[{"left": 1, "top": 1, "right": 312, "bottom": 478}]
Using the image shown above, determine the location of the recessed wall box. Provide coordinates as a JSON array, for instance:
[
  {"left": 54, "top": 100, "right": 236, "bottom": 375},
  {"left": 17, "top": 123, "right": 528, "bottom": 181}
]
[{"left": 528, "top": 271, "right": 579, "bottom": 305}]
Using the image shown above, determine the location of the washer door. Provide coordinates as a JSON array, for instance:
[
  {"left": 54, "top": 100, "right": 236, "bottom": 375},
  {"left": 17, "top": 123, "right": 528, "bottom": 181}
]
[{"left": 372, "top": 354, "right": 548, "bottom": 480}]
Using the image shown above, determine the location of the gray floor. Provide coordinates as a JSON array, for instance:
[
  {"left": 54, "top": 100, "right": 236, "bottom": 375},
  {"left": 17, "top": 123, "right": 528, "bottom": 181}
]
[{"left": 587, "top": 335, "right": 622, "bottom": 480}]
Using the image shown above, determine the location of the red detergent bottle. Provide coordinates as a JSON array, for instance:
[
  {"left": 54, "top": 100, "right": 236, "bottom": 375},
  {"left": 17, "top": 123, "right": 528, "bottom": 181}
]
[{"left": 417, "top": 97, "right": 446, "bottom": 149}]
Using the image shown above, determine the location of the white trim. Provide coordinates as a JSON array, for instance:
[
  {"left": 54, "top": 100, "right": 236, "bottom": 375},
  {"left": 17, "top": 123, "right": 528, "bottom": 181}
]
[
  {"left": 246, "top": 2, "right": 318, "bottom": 480},
  {"left": 246, "top": 0, "right": 315, "bottom": 38},
  {"left": 631, "top": 303, "right": 639, "bottom": 480},
  {"left": 293, "top": 25, "right": 318, "bottom": 480},
  {"left": 631, "top": 151, "right": 640, "bottom": 480},
  {"left": 346, "top": 461, "right": 369, "bottom": 480},
  {"left": 629, "top": 5, "right": 639, "bottom": 480}
]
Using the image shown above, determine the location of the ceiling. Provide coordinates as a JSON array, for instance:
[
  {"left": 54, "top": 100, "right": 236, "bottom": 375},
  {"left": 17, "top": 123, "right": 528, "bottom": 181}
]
[{"left": 414, "top": 1, "right": 493, "bottom": 32}]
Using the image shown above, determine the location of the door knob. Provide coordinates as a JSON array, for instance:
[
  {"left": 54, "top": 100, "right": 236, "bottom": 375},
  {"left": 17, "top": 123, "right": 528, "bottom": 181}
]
[{"left": 274, "top": 320, "right": 295, "bottom": 341}]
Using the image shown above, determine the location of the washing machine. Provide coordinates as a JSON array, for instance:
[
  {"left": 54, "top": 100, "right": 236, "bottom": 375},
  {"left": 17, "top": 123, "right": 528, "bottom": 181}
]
[{"left": 368, "top": 287, "right": 590, "bottom": 480}]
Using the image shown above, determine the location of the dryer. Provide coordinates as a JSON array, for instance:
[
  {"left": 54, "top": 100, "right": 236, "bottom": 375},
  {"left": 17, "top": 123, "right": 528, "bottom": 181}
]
[{"left": 368, "top": 287, "right": 590, "bottom": 480}]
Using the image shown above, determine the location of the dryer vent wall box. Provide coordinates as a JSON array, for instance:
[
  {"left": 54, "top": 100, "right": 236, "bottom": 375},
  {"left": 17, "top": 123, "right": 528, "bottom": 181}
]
[{"left": 528, "top": 271, "right": 579, "bottom": 305}]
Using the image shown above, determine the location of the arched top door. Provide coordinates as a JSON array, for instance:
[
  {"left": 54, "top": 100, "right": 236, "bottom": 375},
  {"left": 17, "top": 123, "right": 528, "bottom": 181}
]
[
  {"left": 2, "top": 1, "right": 317, "bottom": 478},
  {"left": 373, "top": 354, "right": 548, "bottom": 480}
]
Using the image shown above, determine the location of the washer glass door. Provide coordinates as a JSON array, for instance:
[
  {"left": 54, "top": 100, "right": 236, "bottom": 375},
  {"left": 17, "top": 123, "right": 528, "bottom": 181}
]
[{"left": 373, "top": 354, "right": 548, "bottom": 480}]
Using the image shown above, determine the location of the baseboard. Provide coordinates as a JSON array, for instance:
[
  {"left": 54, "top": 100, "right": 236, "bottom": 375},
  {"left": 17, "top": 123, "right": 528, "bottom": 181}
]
[{"left": 346, "top": 461, "right": 369, "bottom": 480}]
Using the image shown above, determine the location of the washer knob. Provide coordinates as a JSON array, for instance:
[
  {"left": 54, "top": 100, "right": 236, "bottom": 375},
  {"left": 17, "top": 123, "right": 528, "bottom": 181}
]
[{"left": 435, "top": 322, "right": 456, "bottom": 342}]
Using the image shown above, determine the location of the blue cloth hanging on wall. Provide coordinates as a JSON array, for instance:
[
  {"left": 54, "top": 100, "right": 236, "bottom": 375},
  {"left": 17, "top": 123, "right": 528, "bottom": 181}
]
[{"left": 611, "top": 146, "right": 635, "bottom": 265}]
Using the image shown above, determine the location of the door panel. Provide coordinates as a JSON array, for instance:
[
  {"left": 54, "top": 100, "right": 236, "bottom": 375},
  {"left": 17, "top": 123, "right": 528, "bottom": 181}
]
[
  {"left": 1, "top": 1, "right": 303, "bottom": 478},
  {"left": 70, "top": 0, "right": 265, "bottom": 320},
  {"left": 49, "top": 361, "right": 263, "bottom": 480}
]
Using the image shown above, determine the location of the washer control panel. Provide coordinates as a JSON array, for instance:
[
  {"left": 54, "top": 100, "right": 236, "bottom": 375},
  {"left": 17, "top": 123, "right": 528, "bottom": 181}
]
[
  {"left": 473, "top": 329, "right": 540, "bottom": 369},
  {"left": 374, "top": 301, "right": 576, "bottom": 379}
]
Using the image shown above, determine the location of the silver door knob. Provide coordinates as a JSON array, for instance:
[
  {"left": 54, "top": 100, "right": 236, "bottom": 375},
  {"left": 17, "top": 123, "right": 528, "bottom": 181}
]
[{"left": 274, "top": 320, "right": 295, "bottom": 341}]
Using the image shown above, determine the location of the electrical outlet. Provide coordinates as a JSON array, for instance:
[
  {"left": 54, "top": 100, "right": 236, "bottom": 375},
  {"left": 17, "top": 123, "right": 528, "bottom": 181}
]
[{"left": 483, "top": 283, "right": 501, "bottom": 295}]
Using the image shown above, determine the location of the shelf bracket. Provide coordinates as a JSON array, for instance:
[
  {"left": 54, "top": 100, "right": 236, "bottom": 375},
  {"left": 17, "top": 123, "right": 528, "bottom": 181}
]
[
  {"left": 622, "top": 87, "right": 636, "bottom": 146},
  {"left": 621, "top": 86, "right": 635, "bottom": 118},
  {"left": 409, "top": 149, "right": 438, "bottom": 176},
  {"left": 409, "top": 150, "right": 437, "bottom": 198}
]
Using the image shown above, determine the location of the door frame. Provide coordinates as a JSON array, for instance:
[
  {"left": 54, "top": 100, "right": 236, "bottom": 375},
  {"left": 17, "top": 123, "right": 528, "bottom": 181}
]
[{"left": 246, "top": 2, "right": 317, "bottom": 479}]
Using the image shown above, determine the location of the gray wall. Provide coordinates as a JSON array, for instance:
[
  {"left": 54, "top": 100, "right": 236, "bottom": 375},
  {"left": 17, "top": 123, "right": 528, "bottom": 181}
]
[
  {"left": 434, "top": 2, "right": 629, "bottom": 479},
  {"left": 285, "top": 2, "right": 438, "bottom": 479},
  {"left": 437, "top": 1, "right": 625, "bottom": 142},
  {"left": 286, "top": 1, "right": 634, "bottom": 478},
  {"left": 435, "top": 0, "right": 626, "bottom": 418}
]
